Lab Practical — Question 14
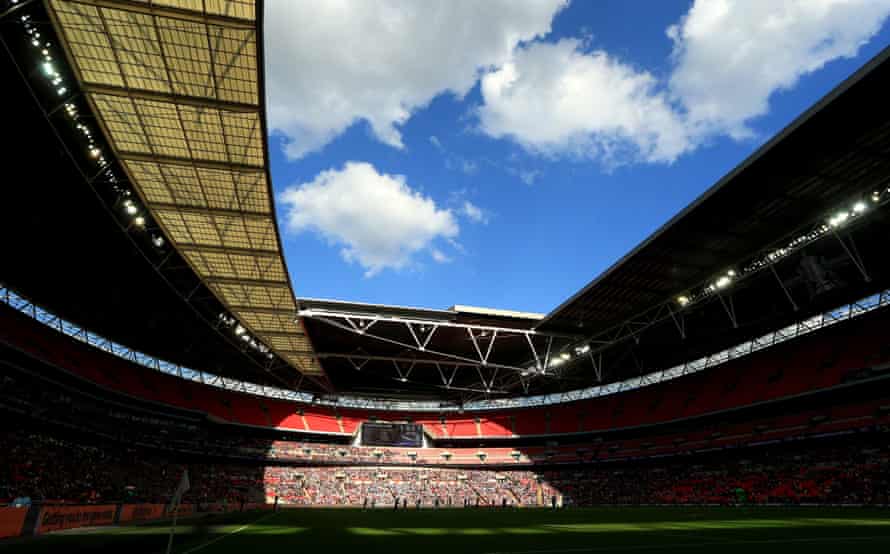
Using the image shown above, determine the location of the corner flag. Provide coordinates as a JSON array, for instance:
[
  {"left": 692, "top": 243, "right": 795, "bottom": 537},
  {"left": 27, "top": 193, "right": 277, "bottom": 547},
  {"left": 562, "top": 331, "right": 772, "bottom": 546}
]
[
  {"left": 166, "top": 469, "right": 190, "bottom": 554},
  {"left": 169, "top": 469, "right": 190, "bottom": 511}
]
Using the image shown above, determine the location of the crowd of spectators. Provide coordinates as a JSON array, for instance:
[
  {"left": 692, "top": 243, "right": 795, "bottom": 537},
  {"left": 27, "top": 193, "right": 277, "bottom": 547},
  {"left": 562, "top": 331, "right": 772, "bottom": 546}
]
[
  {"left": 546, "top": 434, "right": 890, "bottom": 506},
  {"left": 3, "top": 364, "right": 890, "bottom": 509},
  {"left": 263, "top": 467, "right": 540, "bottom": 507}
]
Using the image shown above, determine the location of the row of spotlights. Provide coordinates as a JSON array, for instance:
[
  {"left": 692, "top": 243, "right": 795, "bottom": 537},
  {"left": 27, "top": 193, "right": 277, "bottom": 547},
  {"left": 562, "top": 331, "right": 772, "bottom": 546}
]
[
  {"left": 20, "top": 12, "right": 168, "bottom": 252},
  {"left": 218, "top": 314, "right": 274, "bottom": 359},
  {"left": 674, "top": 193, "right": 886, "bottom": 310}
]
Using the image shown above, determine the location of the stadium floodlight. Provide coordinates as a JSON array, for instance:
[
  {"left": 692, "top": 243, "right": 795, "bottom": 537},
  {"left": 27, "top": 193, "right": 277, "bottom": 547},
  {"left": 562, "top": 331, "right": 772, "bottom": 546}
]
[
  {"left": 853, "top": 201, "right": 867, "bottom": 214},
  {"left": 151, "top": 235, "right": 165, "bottom": 248},
  {"left": 234, "top": 324, "right": 246, "bottom": 336},
  {"left": 560, "top": 352, "right": 571, "bottom": 360},
  {"left": 124, "top": 204, "right": 138, "bottom": 216},
  {"left": 726, "top": 269, "right": 736, "bottom": 277},
  {"left": 42, "top": 62, "right": 55, "bottom": 76},
  {"left": 828, "top": 211, "right": 849, "bottom": 227},
  {"left": 400, "top": 377, "right": 407, "bottom": 382},
  {"left": 576, "top": 345, "right": 591, "bottom": 355},
  {"left": 873, "top": 191, "right": 882, "bottom": 203},
  {"left": 715, "top": 276, "right": 732, "bottom": 289},
  {"left": 676, "top": 295, "right": 690, "bottom": 307},
  {"left": 133, "top": 216, "right": 145, "bottom": 227}
]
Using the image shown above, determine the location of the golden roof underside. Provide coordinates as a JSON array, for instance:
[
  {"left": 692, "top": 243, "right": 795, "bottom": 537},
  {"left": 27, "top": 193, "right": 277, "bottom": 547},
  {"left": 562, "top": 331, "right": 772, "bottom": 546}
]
[{"left": 48, "top": 0, "right": 324, "bottom": 377}]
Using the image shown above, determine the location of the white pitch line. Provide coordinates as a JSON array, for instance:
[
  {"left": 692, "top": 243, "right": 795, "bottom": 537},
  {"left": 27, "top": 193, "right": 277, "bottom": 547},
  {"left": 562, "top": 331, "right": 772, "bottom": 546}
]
[
  {"left": 484, "top": 534, "right": 890, "bottom": 554},
  {"left": 181, "top": 512, "right": 280, "bottom": 554}
]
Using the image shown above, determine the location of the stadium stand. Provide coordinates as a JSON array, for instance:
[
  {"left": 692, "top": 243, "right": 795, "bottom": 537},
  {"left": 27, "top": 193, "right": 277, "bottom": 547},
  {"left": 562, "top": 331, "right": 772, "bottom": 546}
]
[
  {"left": 4, "top": 0, "right": 890, "bottom": 546},
  {"left": 3, "top": 299, "right": 889, "bottom": 444}
]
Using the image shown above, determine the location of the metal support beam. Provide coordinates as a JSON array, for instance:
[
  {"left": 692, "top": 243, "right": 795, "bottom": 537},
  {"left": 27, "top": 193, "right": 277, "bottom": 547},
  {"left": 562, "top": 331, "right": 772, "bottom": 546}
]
[
  {"left": 769, "top": 264, "right": 798, "bottom": 311},
  {"left": 833, "top": 229, "right": 871, "bottom": 282},
  {"left": 84, "top": 83, "right": 258, "bottom": 113},
  {"left": 717, "top": 293, "right": 738, "bottom": 329},
  {"left": 68, "top": 0, "right": 257, "bottom": 29},
  {"left": 667, "top": 305, "right": 686, "bottom": 339},
  {"left": 588, "top": 351, "right": 603, "bottom": 382},
  {"left": 116, "top": 151, "right": 263, "bottom": 173}
]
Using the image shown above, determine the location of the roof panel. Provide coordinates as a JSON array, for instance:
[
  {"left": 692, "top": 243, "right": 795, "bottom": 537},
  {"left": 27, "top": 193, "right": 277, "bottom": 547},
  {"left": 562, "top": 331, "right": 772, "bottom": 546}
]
[
  {"left": 237, "top": 309, "right": 299, "bottom": 334},
  {"left": 101, "top": 8, "right": 170, "bottom": 93},
  {"left": 155, "top": 16, "right": 216, "bottom": 98},
  {"left": 208, "top": 26, "right": 257, "bottom": 104},
  {"left": 180, "top": 248, "right": 287, "bottom": 283},
  {"left": 52, "top": 2, "right": 125, "bottom": 87},
  {"left": 90, "top": 93, "right": 263, "bottom": 166},
  {"left": 151, "top": 0, "right": 256, "bottom": 21},
  {"left": 210, "top": 282, "right": 294, "bottom": 310},
  {"left": 267, "top": 334, "right": 315, "bottom": 353}
]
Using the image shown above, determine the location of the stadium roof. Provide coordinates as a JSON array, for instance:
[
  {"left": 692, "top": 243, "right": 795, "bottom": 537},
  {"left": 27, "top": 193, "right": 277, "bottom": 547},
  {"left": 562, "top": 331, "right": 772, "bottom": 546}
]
[
  {"left": 539, "top": 46, "right": 890, "bottom": 337},
  {"left": 44, "top": 0, "right": 326, "bottom": 385},
  {"left": 3, "top": 2, "right": 890, "bottom": 405}
]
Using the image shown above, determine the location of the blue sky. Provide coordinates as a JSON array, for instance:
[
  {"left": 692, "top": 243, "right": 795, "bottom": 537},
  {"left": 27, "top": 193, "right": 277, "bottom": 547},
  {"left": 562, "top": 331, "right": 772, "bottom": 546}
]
[{"left": 264, "top": 0, "right": 890, "bottom": 314}]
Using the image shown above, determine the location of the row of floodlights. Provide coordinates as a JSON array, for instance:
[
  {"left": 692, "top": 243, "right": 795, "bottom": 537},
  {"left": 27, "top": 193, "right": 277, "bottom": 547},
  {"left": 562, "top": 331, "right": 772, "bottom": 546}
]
[
  {"left": 546, "top": 191, "right": 887, "bottom": 377},
  {"left": 521, "top": 344, "right": 592, "bottom": 376},
  {"left": 22, "top": 14, "right": 67, "bottom": 97},
  {"left": 21, "top": 13, "right": 167, "bottom": 250},
  {"left": 218, "top": 313, "right": 274, "bottom": 359},
  {"left": 674, "top": 192, "right": 885, "bottom": 309}
]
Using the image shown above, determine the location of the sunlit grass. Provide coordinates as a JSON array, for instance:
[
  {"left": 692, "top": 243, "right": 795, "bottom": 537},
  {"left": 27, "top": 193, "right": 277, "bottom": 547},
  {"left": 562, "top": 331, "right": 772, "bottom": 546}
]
[{"left": 8, "top": 507, "right": 890, "bottom": 554}]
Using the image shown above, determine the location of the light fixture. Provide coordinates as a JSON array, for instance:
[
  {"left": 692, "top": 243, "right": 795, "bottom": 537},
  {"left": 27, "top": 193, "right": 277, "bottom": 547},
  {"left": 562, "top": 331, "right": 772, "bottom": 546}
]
[
  {"left": 560, "top": 352, "right": 570, "bottom": 360},
  {"left": 133, "top": 216, "right": 145, "bottom": 227},
  {"left": 400, "top": 377, "right": 407, "bottom": 382},
  {"left": 676, "top": 295, "right": 690, "bottom": 307},
  {"left": 828, "top": 211, "right": 849, "bottom": 227},
  {"left": 234, "top": 325, "right": 246, "bottom": 336},
  {"left": 715, "top": 276, "right": 731, "bottom": 289},
  {"left": 151, "top": 235, "right": 165, "bottom": 248},
  {"left": 853, "top": 201, "right": 867, "bottom": 214}
]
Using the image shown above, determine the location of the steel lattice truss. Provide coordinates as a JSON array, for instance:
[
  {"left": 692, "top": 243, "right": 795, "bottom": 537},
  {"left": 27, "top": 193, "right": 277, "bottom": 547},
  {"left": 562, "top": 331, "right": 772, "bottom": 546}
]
[
  {"left": 46, "top": 0, "right": 325, "bottom": 382},
  {"left": 298, "top": 304, "right": 582, "bottom": 398}
]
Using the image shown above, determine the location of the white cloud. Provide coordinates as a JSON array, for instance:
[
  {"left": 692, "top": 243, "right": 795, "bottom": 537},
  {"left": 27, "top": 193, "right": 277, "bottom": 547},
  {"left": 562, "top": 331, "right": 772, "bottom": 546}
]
[
  {"left": 516, "top": 169, "right": 542, "bottom": 186},
  {"left": 461, "top": 200, "right": 488, "bottom": 224},
  {"left": 477, "top": 0, "right": 890, "bottom": 165},
  {"left": 279, "top": 162, "right": 458, "bottom": 276},
  {"left": 430, "top": 249, "right": 452, "bottom": 264},
  {"left": 668, "top": 0, "right": 890, "bottom": 139},
  {"left": 266, "top": 0, "right": 567, "bottom": 159},
  {"left": 477, "top": 39, "right": 694, "bottom": 165}
]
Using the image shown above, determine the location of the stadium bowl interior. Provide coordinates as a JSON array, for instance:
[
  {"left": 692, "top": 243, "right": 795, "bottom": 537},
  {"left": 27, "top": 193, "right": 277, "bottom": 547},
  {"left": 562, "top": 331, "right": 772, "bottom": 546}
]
[{"left": 2, "top": 0, "right": 890, "bottom": 552}]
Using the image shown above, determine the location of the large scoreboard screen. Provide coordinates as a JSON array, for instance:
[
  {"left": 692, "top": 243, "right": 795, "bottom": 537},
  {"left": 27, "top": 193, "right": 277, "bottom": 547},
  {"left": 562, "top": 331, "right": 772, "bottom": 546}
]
[{"left": 361, "top": 422, "right": 424, "bottom": 447}]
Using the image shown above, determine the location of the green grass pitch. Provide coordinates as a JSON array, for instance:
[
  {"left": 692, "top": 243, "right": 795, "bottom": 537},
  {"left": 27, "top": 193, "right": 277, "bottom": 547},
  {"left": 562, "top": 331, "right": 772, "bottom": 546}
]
[{"left": 7, "top": 507, "right": 890, "bottom": 553}]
